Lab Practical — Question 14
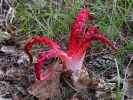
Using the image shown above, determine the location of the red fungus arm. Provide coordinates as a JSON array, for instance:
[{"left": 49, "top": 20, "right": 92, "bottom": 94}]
[
  {"left": 25, "top": 36, "right": 60, "bottom": 67},
  {"left": 68, "top": 9, "right": 94, "bottom": 50},
  {"left": 91, "top": 34, "right": 117, "bottom": 51},
  {"left": 84, "top": 26, "right": 99, "bottom": 42},
  {"left": 36, "top": 49, "right": 67, "bottom": 80},
  {"left": 83, "top": 34, "right": 117, "bottom": 51}
]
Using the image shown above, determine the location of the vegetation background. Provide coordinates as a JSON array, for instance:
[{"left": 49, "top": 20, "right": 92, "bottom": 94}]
[{"left": 0, "top": 0, "right": 133, "bottom": 100}]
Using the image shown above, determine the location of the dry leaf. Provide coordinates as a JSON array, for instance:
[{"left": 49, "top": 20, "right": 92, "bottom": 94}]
[
  {"left": 0, "top": 31, "right": 12, "bottom": 41},
  {"left": 0, "top": 15, "right": 6, "bottom": 24},
  {"left": 27, "top": 64, "right": 63, "bottom": 100},
  {"left": 0, "top": 45, "right": 16, "bottom": 54},
  {"left": 0, "top": 25, "right": 18, "bottom": 43}
]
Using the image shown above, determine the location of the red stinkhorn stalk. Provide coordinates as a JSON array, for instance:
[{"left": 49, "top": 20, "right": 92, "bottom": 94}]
[{"left": 25, "top": 9, "right": 117, "bottom": 81}]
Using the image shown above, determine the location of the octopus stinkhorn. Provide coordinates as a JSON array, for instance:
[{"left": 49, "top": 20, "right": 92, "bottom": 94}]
[{"left": 25, "top": 9, "right": 117, "bottom": 81}]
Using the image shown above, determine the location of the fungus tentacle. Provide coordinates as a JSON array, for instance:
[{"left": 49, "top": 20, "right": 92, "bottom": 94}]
[
  {"left": 69, "top": 9, "right": 94, "bottom": 50},
  {"left": 84, "top": 26, "right": 99, "bottom": 42},
  {"left": 25, "top": 36, "right": 60, "bottom": 67},
  {"left": 36, "top": 49, "right": 68, "bottom": 80},
  {"left": 25, "top": 9, "right": 117, "bottom": 81},
  {"left": 82, "top": 34, "right": 117, "bottom": 51},
  {"left": 91, "top": 34, "right": 117, "bottom": 51}
]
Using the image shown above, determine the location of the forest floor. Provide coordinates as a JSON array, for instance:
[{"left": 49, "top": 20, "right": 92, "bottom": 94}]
[{"left": 0, "top": 0, "right": 133, "bottom": 100}]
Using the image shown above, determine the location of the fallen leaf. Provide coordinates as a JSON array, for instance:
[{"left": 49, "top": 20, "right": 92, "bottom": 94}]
[
  {"left": 0, "top": 15, "right": 6, "bottom": 24},
  {"left": 0, "top": 31, "right": 12, "bottom": 41},
  {"left": 0, "top": 45, "right": 16, "bottom": 54},
  {"left": 17, "top": 87, "right": 28, "bottom": 95},
  {"left": 27, "top": 63, "right": 62, "bottom": 100}
]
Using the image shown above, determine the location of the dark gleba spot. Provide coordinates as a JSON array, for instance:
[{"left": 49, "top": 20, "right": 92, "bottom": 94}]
[
  {"left": 47, "top": 41, "right": 51, "bottom": 44},
  {"left": 44, "top": 58, "right": 48, "bottom": 61},
  {"left": 76, "top": 36, "right": 80, "bottom": 42}
]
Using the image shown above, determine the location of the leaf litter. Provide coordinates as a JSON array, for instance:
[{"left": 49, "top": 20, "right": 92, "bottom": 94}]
[{"left": 0, "top": 0, "right": 133, "bottom": 100}]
